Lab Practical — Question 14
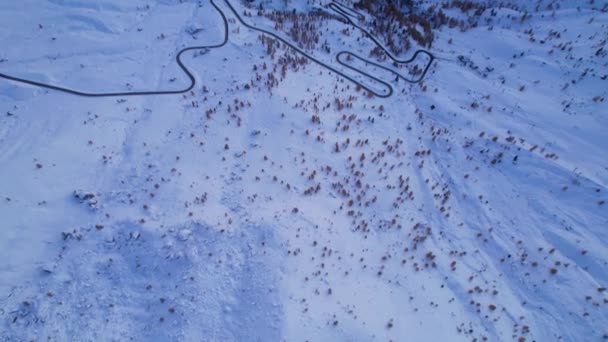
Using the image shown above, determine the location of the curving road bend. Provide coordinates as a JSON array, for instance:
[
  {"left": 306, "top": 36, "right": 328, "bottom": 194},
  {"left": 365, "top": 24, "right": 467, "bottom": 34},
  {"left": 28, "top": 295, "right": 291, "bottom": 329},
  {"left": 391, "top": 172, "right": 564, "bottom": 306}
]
[
  {"left": 0, "top": 0, "right": 229, "bottom": 97},
  {"left": 329, "top": 2, "right": 435, "bottom": 87},
  {"left": 0, "top": 0, "right": 435, "bottom": 98}
]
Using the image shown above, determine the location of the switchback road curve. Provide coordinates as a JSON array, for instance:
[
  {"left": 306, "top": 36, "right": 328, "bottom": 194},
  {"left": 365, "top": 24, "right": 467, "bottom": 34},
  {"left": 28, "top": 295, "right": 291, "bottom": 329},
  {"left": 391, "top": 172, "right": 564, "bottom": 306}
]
[
  {"left": 0, "top": 0, "right": 434, "bottom": 98},
  {"left": 329, "top": 2, "right": 435, "bottom": 90}
]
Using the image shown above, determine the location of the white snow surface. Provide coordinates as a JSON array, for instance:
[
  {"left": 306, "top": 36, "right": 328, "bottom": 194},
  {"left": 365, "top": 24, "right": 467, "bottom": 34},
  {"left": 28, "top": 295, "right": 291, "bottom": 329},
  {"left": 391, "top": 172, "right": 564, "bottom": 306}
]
[{"left": 0, "top": 0, "right": 607, "bottom": 341}]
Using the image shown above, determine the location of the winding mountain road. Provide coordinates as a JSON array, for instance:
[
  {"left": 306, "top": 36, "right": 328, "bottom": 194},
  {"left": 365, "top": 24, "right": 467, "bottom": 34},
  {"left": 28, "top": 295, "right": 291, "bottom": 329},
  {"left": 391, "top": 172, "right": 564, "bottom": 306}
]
[{"left": 0, "top": 0, "right": 434, "bottom": 98}]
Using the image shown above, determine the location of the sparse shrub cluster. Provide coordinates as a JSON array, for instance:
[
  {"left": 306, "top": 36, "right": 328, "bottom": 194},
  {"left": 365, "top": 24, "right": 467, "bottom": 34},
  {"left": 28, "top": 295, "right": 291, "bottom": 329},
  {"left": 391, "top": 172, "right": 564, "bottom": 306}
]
[{"left": 264, "top": 9, "right": 331, "bottom": 50}]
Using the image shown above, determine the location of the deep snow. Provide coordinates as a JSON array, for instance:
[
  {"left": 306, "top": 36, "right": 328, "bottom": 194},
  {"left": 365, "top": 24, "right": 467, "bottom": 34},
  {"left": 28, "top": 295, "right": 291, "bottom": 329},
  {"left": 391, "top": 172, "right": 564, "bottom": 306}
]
[{"left": 0, "top": 0, "right": 607, "bottom": 341}]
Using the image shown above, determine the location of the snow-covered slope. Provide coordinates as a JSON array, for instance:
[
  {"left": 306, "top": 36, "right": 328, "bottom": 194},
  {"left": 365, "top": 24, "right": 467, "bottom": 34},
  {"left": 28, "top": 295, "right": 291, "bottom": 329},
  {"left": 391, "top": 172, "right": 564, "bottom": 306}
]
[{"left": 0, "top": 0, "right": 606, "bottom": 341}]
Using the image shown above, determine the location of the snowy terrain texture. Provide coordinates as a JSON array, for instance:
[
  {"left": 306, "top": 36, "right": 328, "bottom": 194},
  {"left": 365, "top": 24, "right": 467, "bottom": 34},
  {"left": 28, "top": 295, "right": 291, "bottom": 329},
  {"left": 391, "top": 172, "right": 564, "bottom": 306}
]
[{"left": 0, "top": 0, "right": 607, "bottom": 341}]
